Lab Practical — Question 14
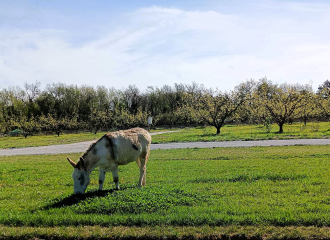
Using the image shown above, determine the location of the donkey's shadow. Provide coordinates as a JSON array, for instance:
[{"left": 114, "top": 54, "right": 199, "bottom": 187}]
[{"left": 43, "top": 187, "right": 134, "bottom": 210}]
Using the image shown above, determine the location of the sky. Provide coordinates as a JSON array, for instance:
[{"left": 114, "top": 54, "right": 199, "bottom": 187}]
[{"left": 0, "top": 0, "right": 329, "bottom": 92}]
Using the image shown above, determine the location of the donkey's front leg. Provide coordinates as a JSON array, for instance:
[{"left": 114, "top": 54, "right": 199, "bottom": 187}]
[{"left": 98, "top": 167, "right": 106, "bottom": 190}]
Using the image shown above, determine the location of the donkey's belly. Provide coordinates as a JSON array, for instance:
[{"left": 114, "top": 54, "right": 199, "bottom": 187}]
[{"left": 116, "top": 149, "right": 141, "bottom": 165}]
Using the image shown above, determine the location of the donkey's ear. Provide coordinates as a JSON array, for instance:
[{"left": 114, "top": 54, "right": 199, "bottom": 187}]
[{"left": 67, "top": 158, "right": 77, "bottom": 168}]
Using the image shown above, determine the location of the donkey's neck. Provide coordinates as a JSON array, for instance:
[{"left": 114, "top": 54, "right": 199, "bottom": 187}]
[{"left": 82, "top": 136, "right": 110, "bottom": 173}]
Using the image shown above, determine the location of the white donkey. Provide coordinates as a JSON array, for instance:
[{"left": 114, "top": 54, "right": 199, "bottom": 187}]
[{"left": 67, "top": 128, "right": 151, "bottom": 194}]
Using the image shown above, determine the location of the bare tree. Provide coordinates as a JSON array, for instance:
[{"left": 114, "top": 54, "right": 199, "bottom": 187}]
[{"left": 24, "top": 80, "right": 41, "bottom": 103}]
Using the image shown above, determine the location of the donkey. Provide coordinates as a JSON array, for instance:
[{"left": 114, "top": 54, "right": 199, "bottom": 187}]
[{"left": 67, "top": 127, "right": 151, "bottom": 194}]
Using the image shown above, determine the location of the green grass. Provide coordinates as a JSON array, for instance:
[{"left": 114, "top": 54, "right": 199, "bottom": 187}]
[
  {"left": 0, "top": 131, "right": 106, "bottom": 149},
  {"left": 1, "top": 122, "right": 330, "bottom": 149},
  {"left": 0, "top": 145, "right": 330, "bottom": 239},
  {"left": 0, "top": 128, "right": 181, "bottom": 149},
  {"left": 1, "top": 225, "right": 330, "bottom": 239},
  {"left": 152, "top": 121, "right": 330, "bottom": 143}
]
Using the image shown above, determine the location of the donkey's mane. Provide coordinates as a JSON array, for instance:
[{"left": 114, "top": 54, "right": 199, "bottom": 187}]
[{"left": 81, "top": 136, "right": 105, "bottom": 158}]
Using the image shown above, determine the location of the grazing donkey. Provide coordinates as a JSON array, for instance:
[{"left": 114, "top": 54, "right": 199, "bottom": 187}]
[{"left": 67, "top": 128, "right": 151, "bottom": 194}]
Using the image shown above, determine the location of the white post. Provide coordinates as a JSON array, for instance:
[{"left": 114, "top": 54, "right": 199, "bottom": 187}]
[{"left": 147, "top": 117, "right": 152, "bottom": 132}]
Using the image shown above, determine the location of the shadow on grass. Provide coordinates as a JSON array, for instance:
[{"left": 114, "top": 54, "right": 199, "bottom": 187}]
[{"left": 43, "top": 187, "right": 135, "bottom": 210}]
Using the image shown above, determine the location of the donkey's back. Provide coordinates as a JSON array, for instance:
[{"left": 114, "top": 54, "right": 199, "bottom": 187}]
[{"left": 105, "top": 127, "right": 151, "bottom": 164}]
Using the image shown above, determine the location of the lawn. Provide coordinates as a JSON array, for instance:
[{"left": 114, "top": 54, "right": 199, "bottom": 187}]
[
  {"left": 0, "top": 128, "right": 180, "bottom": 149},
  {"left": 152, "top": 121, "right": 330, "bottom": 143},
  {"left": 0, "top": 145, "right": 330, "bottom": 239},
  {"left": 0, "top": 131, "right": 106, "bottom": 149},
  {"left": 1, "top": 122, "right": 330, "bottom": 149}
]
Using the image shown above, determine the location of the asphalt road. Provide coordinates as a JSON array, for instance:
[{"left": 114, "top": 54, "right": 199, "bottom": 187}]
[{"left": 1, "top": 137, "right": 330, "bottom": 156}]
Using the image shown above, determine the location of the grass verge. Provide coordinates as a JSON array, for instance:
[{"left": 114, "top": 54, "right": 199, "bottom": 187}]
[
  {"left": 0, "top": 128, "right": 180, "bottom": 149},
  {"left": 152, "top": 122, "right": 330, "bottom": 143},
  {"left": 1, "top": 121, "right": 330, "bottom": 149},
  {"left": 0, "top": 146, "right": 329, "bottom": 238},
  {"left": 1, "top": 225, "right": 330, "bottom": 240}
]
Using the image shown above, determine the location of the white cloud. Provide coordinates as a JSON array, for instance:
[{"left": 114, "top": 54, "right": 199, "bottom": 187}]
[{"left": 1, "top": 2, "right": 330, "bottom": 91}]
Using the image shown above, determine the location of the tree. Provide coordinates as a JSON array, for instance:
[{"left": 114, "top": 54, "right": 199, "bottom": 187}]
[
  {"left": 255, "top": 78, "right": 308, "bottom": 133},
  {"left": 317, "top": 80, "right": 330, "bottom": 93},
  {"left": 145, "top": 86, "right": 164, "bottom": 118},
  {"left": 0, "top": 89, "right": 11, "bottom": 133},
  {"left": 23, "top": 81, "right": 41, "bottom": 120},
  {"left": 24, "top": 80, "right": 41, "bottom": 102},
  {"left": 191, "top": 81, "right": 252, "bottom": 134},
  {"left": 15, "top": 115, "right": 40, "bottom": 138},
  {"left": 315, "top": 85, "right": 330, "bottom": 120},
  {"left": 174, "top": 104, "right": 199, "bottom": 126},
  {"left": 115, "top": 108, "right": 136, "bottom": 129},
  {"left": 89, "top": 109, "right": 109, "bottom": 134},
  {"left": 243, "top": 80, "right": 269, "bottom": 124},
  {"left": 45, "top": 114, "right": 70, "bottom": 136},
  {"left": 4, "top": 86, "right": 27, "bottom": 118},
  {"left": 161, "top": 84, "right": 177, "bottom": 113},
  {"left": 44, "top": 83, "right": 81, "bottom": 119},
  {"left": 123, "top": 85, "right": 141, "bottom": 114},
  {"left": 79, "top": 85, "right": 98, "bottom": 123},
  {"left": 68, "top": 114, "right": 81, "bottom": 133},
  {"left": 315, "top": 80, "right": 330, "bottom": 120},
  {"left": 299, "top": 89, "right": 317, "bottom": 125},
  {"left": 96, "top": 86, "right": 111, "bottom": 111}
]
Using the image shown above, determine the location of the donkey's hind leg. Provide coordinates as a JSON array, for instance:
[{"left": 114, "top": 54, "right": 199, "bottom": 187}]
[
  {"left": 111, "top": 165, "right": 120, "bottom": 190},
  {"left": 136, "top": 157, "right": 144, "bottom": 188},
  {"left": 137, "top": 149, "right": 150, "bottom": 187}
]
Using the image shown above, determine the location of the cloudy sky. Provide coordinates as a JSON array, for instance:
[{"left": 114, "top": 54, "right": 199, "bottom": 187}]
[{"left": 0, "top": 0, "right": 329, "bottom": 91}]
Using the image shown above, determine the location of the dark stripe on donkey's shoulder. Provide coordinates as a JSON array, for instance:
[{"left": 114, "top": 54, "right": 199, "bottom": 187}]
[{"left": 104, "top": 135, "right": 116, "bottom": 159}]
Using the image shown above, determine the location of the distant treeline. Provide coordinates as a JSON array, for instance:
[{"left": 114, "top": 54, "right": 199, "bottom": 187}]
[{"left": 1, "top": 78, "right": 330, "bottom": 137}]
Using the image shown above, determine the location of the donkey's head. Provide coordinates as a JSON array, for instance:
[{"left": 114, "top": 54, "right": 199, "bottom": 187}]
[{"left": 67, "top": 157, "right": 90, "bottom": 194}]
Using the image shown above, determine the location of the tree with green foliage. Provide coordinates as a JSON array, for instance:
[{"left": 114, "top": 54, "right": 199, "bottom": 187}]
[
  {"left": 89, "top": 109, "right": 109, "bottom": 134},
  {"left": 191, "top": 81, "right": 252, "bottom": 134},
  {"left": 317, "top": 79, "right": 330, "bottom": 93},
  {"left": 255, "top": 78, "right": 309, "bottom": 133},
  {"left": 0, "top": 89, "right": 11, "bottom": 133},
  {"left": 299, "top": 89, "right": 318, "bottom": 125},
  {"left": 23, "top": 80, "right": 41, "bottom": 119},
  {"left": 44, "top": 114, "right": 70, "bottom": 136},
  {"left": 14, "top": 115, "right": 40, "bottom": 138},
  {"left": 315, "top": 85, "right": 330, "bottom": 120}
]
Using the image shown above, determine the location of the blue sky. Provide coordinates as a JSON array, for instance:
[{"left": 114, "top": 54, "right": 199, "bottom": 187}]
[{"left": 1, "top": 0, "right": 329, "bottom": 91}]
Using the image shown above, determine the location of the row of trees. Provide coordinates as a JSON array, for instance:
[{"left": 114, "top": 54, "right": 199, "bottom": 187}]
[{"left": 1, "top": 78, "right": 330, "bottom": 137}]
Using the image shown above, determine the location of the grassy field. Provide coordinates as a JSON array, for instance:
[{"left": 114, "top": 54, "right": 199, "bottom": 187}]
[
  {"left": 1, "top": 121, "right": 330, "bottom": 149},
  {"left": 152, "top": 121, "right": 330, "bottom": 143},
  {"left": 1, "top": 145, "right": 330, "bottom": 239},
  {"left": 0, "top": 129, "right": 180, "bottom": 149},
  {"left": 0, "top": 131, "right": 106, "bottom": 149}
]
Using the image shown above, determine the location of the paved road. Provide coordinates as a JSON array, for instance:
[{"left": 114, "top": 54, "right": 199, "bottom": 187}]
[{"left": 1, "top": 137, "right": 330, "bottom": 156}]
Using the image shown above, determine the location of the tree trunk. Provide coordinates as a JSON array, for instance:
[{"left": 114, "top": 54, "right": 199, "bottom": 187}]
[
  {"left": 216, "top": 126, "right": 221, "bottom": 134},
  {"left": 278, "top": 123, "right": 284, "bottom": 133}
]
